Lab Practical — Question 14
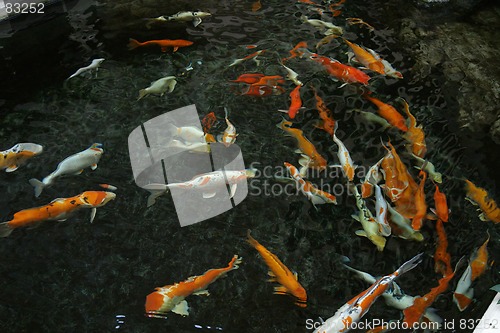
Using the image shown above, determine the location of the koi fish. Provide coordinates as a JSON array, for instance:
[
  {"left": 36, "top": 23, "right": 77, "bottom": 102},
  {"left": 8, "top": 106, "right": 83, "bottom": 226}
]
[
  {"left": 434, "top": 219, "right": 452, "bottom": 277},
  {"left": 281, "top": 63, "right": 303, "bottom": 86},
  {"left": 168, "top": 140, "right": 211, "bottom": 153},
  {"left": 361, "top": 157, "right": 384, "bottom": 198},
  {"left": 252, "top": 0, "right": 262, "bottom": 12},
  {"left": 145, "top": 11, "right": 211, "bottom": 28},
  {"left": 343, "top": 39, "right": 385, "bottom": 75},
  {"left": 144, "top": 169, "right": 256, "bottom": 207},
  {"left": 99, "top": 184, "right": 117, "bottom": 191},
  {"left": 230, "top": 73, "right": 265, "bottom": 84},
  {"left": 332, "top": 122, "right": 357, "bottom": 181},
  {"left": 240, "top": 84, "right": 284, "bottom": 96},
  {"left": 138, "top": 76, "right": 177, "bottom": 100},
  {"left": 309, "top": 53, "right": 371, "bottom": 86},
  {"left": 346, "top": 17, "right": 375, "bottom": 32},
  {"left": 251, "top": 75, "right": 285, "bottom": 86},
  {"left": 0, "top": 191, "right": 116, "bottom": 237},
  {"left": 279, "top": 85, "right": 304, "bottom": 119},
  {"left": 277, "top": 119, "right": 327, "bottom": 174},
  {"left": 386, "top": 203, "right": 424, "bottom": 241},
  {"left": 411, "top": 170, "right": 428, "bottom": 231},
  {"left": 127, "top": 38, "right": 193, "bottom": 52},
  {"left": 29, "top": 143, "right": 104, "bottom": 197},
  {"left": 401, "top": 99, "right": 426, "bottom": 157},
  {"left": 349, "top": 184, "right": 387, "bottom": 251},
  {"left": 166, "top": 124, "right": 206, "bottom": 143},
  {"left": 300, "top": 16, "right": 343, "bottom": 36},
  {"left": 201, "top": 112, "right": 217, "bottom": 134},
  {"left": 282, "top": 41, "right": 308, "bottom": 62},
  {"left": 218, "top": 108, "right": 238, "bottom": 146},
  {"left": 453, "top": 234, "right": 490, "bottom": 311},
  {"left": 284, "top": 162, "right": 337, "bottom": 206},
  {"left": 229, "top": 50, "right": 265, "bottom": 67},
  {"left": 67, "top": 58, "right": 105, "bottom": 80},
  {"left": 380, "top": 141, "right": 409, "bottom": 202},
  {"left": 464, "top": 179, "right": 500, "bottom": 223},
  {"left": 432, "top": 185, "right": 449, "bottom": 222},
  {"left": 363, "top": 94, "right": 408, "bottom": 132},
  {"left": 374, "top": 184, "right": 391, "bottom": 236},
  {"left": 1, "top": 143, "right": 43, "bottom": 173},
  {"left": 247, "top": 230, "right": 307, "bottom": 307},
  {"left": 411, "top": 153, "right": 442, "bottom": 183},
  {"left": 313, "top": 253, "right": 423, "bottom": 333},
  {"left": 145, "top": 255, "right": 242, "bottom": 317},
  {"left": 312, "top": 87, "right": 336, "bottom": 136},
  {"left": 350, "top": 109, "right": 391, "bottom": 131}
]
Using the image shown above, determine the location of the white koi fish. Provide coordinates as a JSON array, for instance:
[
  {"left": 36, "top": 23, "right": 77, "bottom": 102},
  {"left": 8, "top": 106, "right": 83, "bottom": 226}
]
[
  {"left": 284, "top": 162, "right": 337, "bottom": 207},
  {"left": 332, "top": 122, "right": 357, "bottom": 181},
  {"left": 300, "top": 16, "right": 343, "bottom": 36},
  {"left": 313, "top": 253, "right": 423, "bottom": 333},
  {"left": 374, "top": 184, "right": 391, "bottom": 236},
  {"left": 229, "top": 49, "right": 265, "bottom": 67},
  {"left": 411, "top": 153, "right": 442, "bottom": 183},
  {"left": 146, "top": 11, "right": 212, "bottom": 28},
  {"left": 29, "top": 143, "right": 104, "bottom": 197},
  {"left": 168, "top": 140, "right": 211, "bottom": 153},
  {"left": 349, "top": 184, "right": 386, "bottom": 251},
  {"left": 144, "top": 169, "right": 256, "bottom": 207},
  {"left": 350, "top": 109, "right": 392, "bottom": 130},
  {"left": 67, "top": 58, "right": 105, "bottom": 80},
  {"left": 138, "top": 76, "right": 177, "bottom": 100},
  {"left": 166, "top": 124, "right": 206, "bottom": 143},
  {"left": 0, "top": 143, "right": 43, "bottom": 172},
  {"left": 281, "top": 63, "right": 303, "bottom": 86},
  {"left": 386, "top": 203, "right": 424, "bottom": 241}
]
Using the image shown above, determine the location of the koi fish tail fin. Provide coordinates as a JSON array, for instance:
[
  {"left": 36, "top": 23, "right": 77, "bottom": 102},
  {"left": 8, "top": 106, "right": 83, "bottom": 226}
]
[
  {"left": 395, "top": 253, "right": 424, "bottom": 276},
  {"left": 246, "top": 229, "right": 259, "bottom": 247},
  {"left": 228, "top": 255, "right": 243, "bottom": 270},
  {"left": 0, "top": 222, "right": 13, "bottom": 238},
  {"left": 29, "top": 178, "right": 45, "bottom": 197},
  {"left": 143, "top": 184, "right": 169, "bottom": 207},
  {"left": 127, "top": 38, "right": 141, "bottom": 50},
  {"left": 137, "top": 89, "right": 148, "bottom": 101},
  {"left": 146, "top": 190, "right": 165, "bottom": 207}
]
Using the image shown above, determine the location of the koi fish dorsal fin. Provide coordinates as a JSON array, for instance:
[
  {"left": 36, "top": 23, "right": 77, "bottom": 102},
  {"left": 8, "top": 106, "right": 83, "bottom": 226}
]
[{"left": 192, "top": 289, "right": 210, "bottom": 296}]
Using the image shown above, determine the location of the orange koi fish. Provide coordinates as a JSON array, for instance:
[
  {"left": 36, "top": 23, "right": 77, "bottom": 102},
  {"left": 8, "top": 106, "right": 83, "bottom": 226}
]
[
  {"left": 309, "top": 53, "right": 371, "bottom": 85},
  {"left": 127, "top": 38, "right": 193, "bottom": 52},
  {"left": 380, "top": 142, "right": 409, "bottom": 202},
  {"left": 328, "top": 0, "right": 345, "bottom": 17},
  {"left": 401, "top": 99, "right": 426, "bottom": 157},
  {"left": 0, "top": 191, "right": 116, "bottom": 237},
  {"left": 453, "top": 234, "right": 490, "bottom": 311},
  {"left": 313, "top": 253, "right": 423, "bottom": 333},
  {"left": 346, "top": 17, "right": 375, "bottom": 32},
  {"left": 282, "top": 41, "right": 308, "bottom": 62},
  {"left": 251, "top": 75, "right": 285, "bottom": 86},
  {"left": 252, "top": 0, "right": 262, "bottom": 12},
  {"left": 432, "top": 185, "right": 449, "bottom": 222},
  {"left": 145, "top": 255, "right": 242, "bottom": 317},
  {"left": 284, "top": 162, "right": 337, "bottom": 206},
  {"left": 364, "top": 94, "right": 408, "bottom": 132},
  {"left": 247, "top": 230, "right": 307, "bottom": 307},
  {"left": 411, "top": 170, "right": 428, "bottom": 231},
  {"left": 201, "top": 112, "right": 217, "bottom": 134},
  {"left": 434, "top": 219, "right": 453, "bottom": 277},
  {"left": 464, "top": 179, "right": 500, "bottom": 223},
  {"left": 229, "top": 49, "right": 266, "bottom": 67},
  {"left": 343, "top": 39, "right": 385, "bottom": 75},
  {"left": 0, "top": 143, "right": 43, "bottom": 173},
  {"left": 277, "top": 119, "right": 327, "bottom": 173},
  {"left": 312, "top": 87, "right": 336, "bottom": 136},
  {"left": 230, "top": 73, "right": 265, "bottom": 84},
  {"left": 281, "top": 85, "right": 303, "bottom": 119}
]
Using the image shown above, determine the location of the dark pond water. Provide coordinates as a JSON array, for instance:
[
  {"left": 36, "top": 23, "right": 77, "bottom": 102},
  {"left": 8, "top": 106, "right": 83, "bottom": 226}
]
[{"left": 0, "top": 0, "right": 499, "bottom": 332}]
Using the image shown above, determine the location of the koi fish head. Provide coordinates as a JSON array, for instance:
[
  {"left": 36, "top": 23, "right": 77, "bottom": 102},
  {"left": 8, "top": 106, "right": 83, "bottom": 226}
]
[
  {"left": 79, "top": 191, "right": 116, "bottom": 207},
  {"left": 293, "top": 287, "right": 308, "bottom": 308}
]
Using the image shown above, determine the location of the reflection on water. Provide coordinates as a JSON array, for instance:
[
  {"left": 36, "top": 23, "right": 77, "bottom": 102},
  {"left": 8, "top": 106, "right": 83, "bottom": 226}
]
[{"left": 0, "top": 0, "right": 499, "bottom": 332}]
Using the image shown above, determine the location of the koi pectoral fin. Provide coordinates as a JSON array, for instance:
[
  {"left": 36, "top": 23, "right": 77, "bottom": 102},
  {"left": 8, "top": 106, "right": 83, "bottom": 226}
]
[
  {"left": 5, "top": 165, "right": 19, "bottom": 172},
  {"left": 171, "top": 300, "right": 190, "bottom": 316},
  {"left": 273, "top": 286, "right": 289, "bottom": 295},
  {"left": 90, "top": 208, "right": 97, "bottom": 223},
  {"left": 91, "top": 164, "right": 98, "bottom": 171}
]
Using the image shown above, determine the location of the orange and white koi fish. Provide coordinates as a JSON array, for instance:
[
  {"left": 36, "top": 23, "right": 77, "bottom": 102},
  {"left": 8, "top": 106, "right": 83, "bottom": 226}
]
[
  {"left": 364, "top": 94, "right": 408, "bottom": 132},
  {"left": 346, "top": 17, "right": 375, "bottom": 32},
  {"left": 277, "top": 119, "right": 327, "bottom": 174},
  {"left": 280, "top": 85, "right": 304, "bottom": 119},
  {"left": 349, "top": 184, "right": 387, "bottom": 251},
  {"left": 411, "top": 170, "right": 428, "bottom": 231},
  {"left": 99, "top": 184, "right": 117, "bottom": 191},
  {"left": 29, "top": 143, "right": 103, "bottom": 197},
  {"left": 309, "top": 52, "right": 371, "bottom": 86},
  {"left": 138, "top": 76, "right": 177, "bottom": 100},
  {"left": 127, "top": 38, "right": 193, "bottom": 52},
  {"left": 464, "top": 179, "right": 500, "bottom": 223},
  {"left": 453, "top": 234, "right": 490, "bottom": 311},
  {"left": 361, "top": 157, "right": 383, "bottom": 198},
  {"left": 332, "top": 122, "right": 357, "bottom": 181},
  {"left": 312, "top": 87, "right": 336, "bottom": 136},
  {"left": 282, "top": 41, "right": 308, "bottom": 62},
  {"left": 247, "top": 230, "right": 307, "bottom": 307},
  {"left": 284, "top": 162, "right": 337, "bottom": 206},
  {"left": 374, "top": 184, "right": 391, "bottom": 236},
  {"left": 380, "top": 141, "right": 409, "bottom": 202},
  {"left": 241, "top": 84, "right": 284, "bottom": 96},
  {"left": 411, "top": 153, "right": 442, "bottom": 183},
  {"left": 229, "top": 49, "right": 265, "bottom": 67},
  {"left": 218, "top": 108, "right": 238, "bottom": 146},
  {"left": 432, "top": 185, "right": 449, "bottom": 222},
  {"left": 144, "top": 169, "right": 256, "bottom": 207},
  {"left": 343, "top": 39, "right": 385, "bottom": 75},
  {"left": 314, "top": 253, "right": 423, "bottom": 333},
  {"left": 0, "top": 191, "right": 116, "bottom": 237},
  {"left": 1, "top": 143, "right": 43, "bottom": 173},
  {"left": 401, "top": 99, "right": 426, "bottom": 157},
  {"left": 145, "top": 255, "right": 242, "bottom": 317}
]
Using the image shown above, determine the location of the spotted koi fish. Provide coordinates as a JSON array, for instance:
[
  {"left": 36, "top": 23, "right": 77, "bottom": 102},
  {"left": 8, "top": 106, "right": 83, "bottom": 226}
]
[
  {"left": 145, "top": 255, "right": 242, "bottom": 317},
  {"left": 464, "top": 179, "right": 500, "bottom": 223},
  {"left": 314, "top": 253, "right": 423, "bottom": 333},
  {"left": 0, "top": 143, "right": 43, "bottom": 173}
]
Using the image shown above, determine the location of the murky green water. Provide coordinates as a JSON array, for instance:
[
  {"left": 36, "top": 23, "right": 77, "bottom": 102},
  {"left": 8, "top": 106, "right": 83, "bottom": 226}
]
[{"left": 0, "top": 0, "right": 499, "bottom": 332}]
